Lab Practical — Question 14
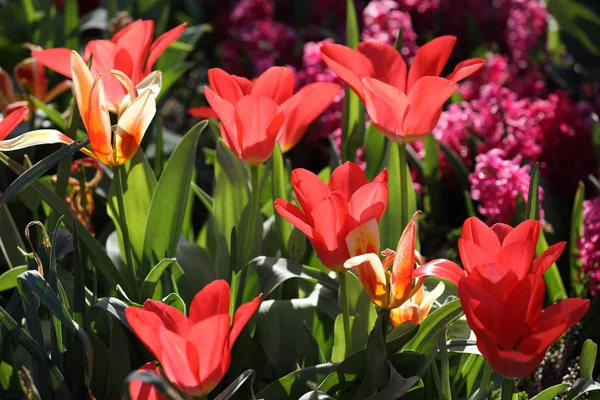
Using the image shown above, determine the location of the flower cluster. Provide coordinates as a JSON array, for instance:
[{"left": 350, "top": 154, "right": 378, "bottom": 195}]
[
  {"left": 579, "top": 198, "right": 600, "bottom": 295},
  {"left": 469, "top": 149, "right": 544, "bottom": 224}
]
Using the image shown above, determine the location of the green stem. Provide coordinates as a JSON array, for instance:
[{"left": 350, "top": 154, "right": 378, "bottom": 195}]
[
  {"left": 501, "top": 377, "right": 515, "bottom": 400},
  {"left": 439, "top": 332, "right": 452, "bottom": 400},
  {"left": 114, "top": 166, "right": 137, "bottom": 287},
  {"left": 242, "top": 166, "right": 260, "bottom": 264},
  {"left": 476, "top": 361, "right": 493, "bottom": 400},
  {"left": 398, "top": 142, "right": 409, "bottom": 229},
  {"left": 339, "top": 271, "right": 353, "bottom": 355}
]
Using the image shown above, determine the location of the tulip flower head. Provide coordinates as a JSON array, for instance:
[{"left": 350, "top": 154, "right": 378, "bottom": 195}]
[
  {"left": 32, "top": 19, "right": 185, "bottom": 111},
  {"left": 0, "top": 106, "right": 28, "bottom": 140},
  {"left": 343, "top": 211, "right": 425, "bottom": 309},
  {"left": 413, "top": 217, "right": 590, "bottom": 378},
  {"left": 128, "top": 362, "right": 166, "bottom": 400},
  {"left": 0, "top": 52, "right": 161, "bottom": 167},
  {"left": 125, "top": 280, "right": 262, "bottom": 397},
  {"left": 274, "top": 162, "right": 388, "bottom": 271},
  {"left": 389, "top": 282, "right": 445, "bottom": 327},
  {"left": 321, "top": 36, "right": 484, "bottom": 144},
  {"left": 190, "top": 67, "right": 341, "bottom": 154}
]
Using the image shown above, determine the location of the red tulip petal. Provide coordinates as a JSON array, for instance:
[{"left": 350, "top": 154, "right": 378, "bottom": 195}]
[
  {"left": 0, "top": 106, "right": 28, "bottom": 140},
  {"left": 320, "top": 42, "right": 373, "bottom": 100},
  {"left": 345, "top": 218, "right": 381, "bottom": 257},
  {"left": 229, "top": 294, "right": 262, "bottom": 347},
  {"left": 362, "top": 77, "right": 410, "bottom": 141},
  {"left": 413, "top": 259, "right": 465, "bottom": 286},
  {"left": 273, "top": 199, "right": 317, "bottom": 241},
  {"left": 204, "top": 87, "right": 240, "bottom": 156},
  {"left": 251, "top": 67, "right": 295, "bottom": 105},
  {"left": 458, "top": 238, "right": 493, "bottom": 275},
  {"left": 373, "top": 168, "right": 388, "bottom": 183},
  {"left": 188, "top": 314, "right": 232, "bottom": 388},
  {"left": 278, "top": 82, "right": 341, "bottom": 152},
  {"left": 146, "top": 23, "right": 187, "bottom": 75},
  {"left": 128, "top": 362, "right": 166, "bottom": 400},
  {"left": 290, "top": 168, "right": 330, "bottom": 223},
  {"left": 446, "top": 58, "right": 485, "bottom": 83},
  {"left": 403, "top": 77, "right": 457, "bottom": 137},
  {"left": 357, "top": 41, "right": 408, "bottom": 92},
  {"left": 125, "top": 306, "right": 168, "bottom": 359},
  {"left": 311, "top": 192, "right": 349, "bottom": 264},
  {"left": 188, "top": 106, "right": 219, "bottom": 119},
  {"left": 158, "top": 327, "right": 202, "bottom": 394},
  {"left": 407, "top": 35, "right": 456, "bottom": 91},
  {"left": 235, "top": 95, "right": 283, "bottom": 165},
  {"left": 532, "top": 242, "right": 566, "bottom": 276},
  {"left": 328, "top": 161, "right": 368, "bottom": 202},
  {"left": 347, "top": 181, "right": 388, "bottom": 226},
  {"left": 84, "top": 40, "right": 130, "bottom": 108},
  {"left": 111, "top": 20, "right": 145, "bottom": 43},
  {"left": 232, "top": 75, "right": 253, "bottom": 94},
  {"left": 496, "top": 241, "right": 536, "bottom": 280},
  {"left": 113, "top": 20, "right": 154, "bottom": 82},
  {"left": 87, "top": 75, "right": 113, "bottom": 161},
  {"left": 497, "top": 275, "right": 544, "bottom": 350},
  {"left": 501, "top": 219, "right": 540, "bottom": 248},
  {"left": 189, "top": 280, "right": 230, "bottom": 325},
  {"left": 208, "top": 68, "right": 244, "bottom": 104},
  {"left": 490, "top": 223, "right": 512, "bottom": 244},
  {"left": 461, "top": 217, "right": 502, "bottom": 253},
  {"left": 536, "top": 298, "right": 590, "bottom": 332},
  {"left": 468, "top": 262, "right": 519, "bottom": 301},
  {"left": 143, "top": 299, "right": 190, "bottom": 336},
  {"left": 32, "top": 48, "right": 73, "bottom": 78}
]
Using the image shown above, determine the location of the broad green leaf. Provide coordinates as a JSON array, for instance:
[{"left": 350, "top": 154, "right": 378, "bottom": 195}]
[
  {"left": 366, "top": 361, "right": 419, "bottom": 400},
  {"left": 139, "top": 258, "right": 177, "bottom": 300},
  {"left": 565, "top": 378, "right": 600, "bottom": 400},
  {"left": 255, "top": 363, "right": 340, "bottom": 399},
  {"left": 142, "top": 121, "right": 206, "bottom": 274},
  {"left": 580, "top": 339, "right": 597, "bottom": 380},
  {"left": 124, "top": 370, "right": 184, "bottom": 400},
  {"left": 162, "top": 293, "right": 186, "bottom": 314},
  {"left": 89, "top": 297, "right": 131, "bottom": 330},
  {"left": 108, "top": 149, "right": 157, "bottom": 270},
  {"left": 104, "top": 317, "right": 133, "bottom": 399},
  {"left": 547, "top": 0, "right": 600, "bottom": 55},
  {"left": 191, "top": 181, "right": 214, "bottom": 214},
  {"left": 570, "top": 182, "right": 585, "bottom": 297},
  {"left": 538, "top": 230, "right": 567, "bottom": 302},
  {"left": 29, "top": 96, "right": 68, "bottom": 130},
  {"left": 272, "top": 143, "right": 292, "bottom": 255},
  {"left": 423, "top": 136, "right": 442, "bottom": 222},
  {"left": 530, "top": 384, "right": 569, "bottom": 400},
  {"left": 364, "top": 124, "right": 388, "bottom": 181},
  {"left": 63, "top": 0, "right": 79, "bottom": 49},
  {"left": 0, "top": 266, "right": 27, "bottom": 292},
  {"left": 0, "top": 202, "right": 25, "bottom": 269},
  {"left": 213, "top": 370, "right": 254, "bottom": 400}
]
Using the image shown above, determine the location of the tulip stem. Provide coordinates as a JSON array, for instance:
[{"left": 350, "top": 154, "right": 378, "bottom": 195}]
[
  {"left": 475, "top": 361, "right": 493, "bottom": 400},
  {"left": 501, "top": 377, "right": 515, "bottom": 400},
  {"left": 398, "top": 143, "right": 409, "bottom": 229},
  {"left": 242, "top": 166, "right": 260, "bottom": 265},
  {"left": 339, "top": 271, "right": 353, "bottom": 354},
  {"left": 114, "top": 166, "right": 136, "bottom": 284},
  {"left": 439, "top": 331, "right": 452, "bottom": 400}
]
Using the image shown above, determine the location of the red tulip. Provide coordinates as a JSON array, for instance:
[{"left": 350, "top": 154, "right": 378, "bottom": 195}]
[
  {"left": 189, "top": 67, "right": 341, "bottom": 153},
  {"left": 413, "top": 218, "right": 566, "bottom": 286},
  {"left": 125, "top": 280, "right": 262, "bottom": 397},
  {"left": 320, "top": 36, "right": 484, "bottom": 143},
  {"left": 128, "top": 362, "right": 165, "bottom": 400},
  {"left": 274, "top": 162, "right": 388, "bottom": 271},
  {"left": 413, "top": 217, "right": 590, "bottom": 377},
  {"left": 32, "top": 20, "right": 185, "bottom": 111},
  {"left": 0, "top": 106, "right": 28, "bottom": 140}
]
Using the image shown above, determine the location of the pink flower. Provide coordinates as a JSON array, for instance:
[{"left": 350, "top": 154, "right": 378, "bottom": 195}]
[
  {"left": 579, "top": 198, "right": 600, "bottom": 295},
  {"left": 469, "top": 149, "right": 544, "bottom": 224}
]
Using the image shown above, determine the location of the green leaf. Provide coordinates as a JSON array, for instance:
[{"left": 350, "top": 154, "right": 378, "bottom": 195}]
[
  {"left": 0, "top": 137, "right": 89, "bottom": 208},
  {"left": 63, "top": 0, "right": 79, "bottom": 49},
  {"left": 256, "top": 363, "right": 339, "bottom": 399},
  {"left": 108, "top": 149, "right": 157, "bottom": 270},
  {"left": 524, "top": 163, "right": 540, "bottom": 221},
  {"left": 142, "top": 121, "right": 206, "bottom": 273},
  {"left": 162, "top": 292, "right": 186, "bottom": 314},
  {"left": 124, "top": 370, "right": 184, "bottom": 400},
  {"left": 139, "top": 258, "right": 178, "bottom": 300},
  {"left": 364, "top": 124, "right": 388, "bottom": 181},
  {"left": 530, "top": 384, "right": 569, "bottom": 400},
  {"left": 0, "top": 266, "right": 27, "bottom": 292},
  {"left": 547, "top": 0, "right": 600, "bottom": 55},
  {"left": 537, "top": 230, "right": 568, "bottom": 302},
  {"left": 191, "top": 181, "right": 214, "bottom": 214},
  {"left": 592, "top": 114, "right": 600, "bottom": 168},
  {"left": 580, "top": 339, "right": 597, "bottom": 380},
  {"left": 0, "top": 202, "right": 26, "bottom": 269},
  {"left": 423, "top": 136, "right": 443, "bottom": 222},
  {"left": 271, "top": 143, "right": 292, "bottom": 255},
  {"left": 28, "top": 97, "right": 68, "bottom": 130},
  {"left": 438, "top": 142, "right": 470, "bottom": 191},
  {"left": 213, "top": 370, "right": 254, "bottom": 400},
  {"left": 570, "top": 182, "right": 585, "bottom": 297},
  {"left": 565, "top": 378, "right": 600, "bottom": 400}
]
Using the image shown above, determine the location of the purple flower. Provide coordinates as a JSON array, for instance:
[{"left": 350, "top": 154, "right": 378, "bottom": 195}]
[{"left": 579, "top": 198, "right": 600, "bottom": 295}]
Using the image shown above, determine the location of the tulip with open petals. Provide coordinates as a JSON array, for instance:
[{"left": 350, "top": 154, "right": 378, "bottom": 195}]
[
  {"left": 413, "top": 217, "right": 590, "bottom": 378},
  {"left": 189, "top": 67, "right": 340, "bottom": 153},
  {"left": 321, "top": 36, "right": 484, "bottom": 144},
  {"left": 343, "top": 211, "right": 427, "bottom": 309},
  {"left": 0, "top": 52, "right": 161, "bottom": 167},
  {"left": 128, "top": 362, "right": 166, "bottom": 400},
  {"left": 274, "top": 162, "right": 388, "bottom": 271},
  {"left": 32, "top": 19, "right": 185, "bottom": 111},
  {"left": 389, "top": 282, "right": 445, "bottom": 327},
  {"left": 125, "top": 280, "right": 262, "bottom": 397}
]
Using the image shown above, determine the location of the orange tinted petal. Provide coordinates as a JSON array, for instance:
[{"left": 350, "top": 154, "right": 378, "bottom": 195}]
[
  {"left": 390, "top": 303, "right": 422, "bottom": 326},
  {"left": 114, "top": 90, "right": 156, "bottom": 165},
  {"left": 344, "top": 254, "right": 388, "bottom": 308},
  {"left": 87, "top": 75, "right": 113, "bottom": 164},
  {"left": 390, "top": 211, "right": 420, "bottom": 305},
  {"left": 345, "top": 218, "right": 381, "bottom": 257},
  {"left": 70, "top": 51, "right": 95, "bottom": 125}
]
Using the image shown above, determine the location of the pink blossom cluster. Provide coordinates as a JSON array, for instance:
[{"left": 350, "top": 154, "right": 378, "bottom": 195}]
[
  {"left": 220, "top": 0, "right": 296, "bottom": 75},
  {"left": 504, "top": 0, "right": 548, "bottom": 67},
  {"left": 469, "top": 149, "right": 544, "bottom": 223},
  {"left": 579, "top": 198, "right": 600, "bottom": 295},
  {"left": 361, "top": 0, "right": 418, "bottom": 59}
]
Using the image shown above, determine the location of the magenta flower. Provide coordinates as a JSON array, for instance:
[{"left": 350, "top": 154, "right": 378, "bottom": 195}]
[{"left": 579, "top": 198, "right": 600, "bottom": 295}]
